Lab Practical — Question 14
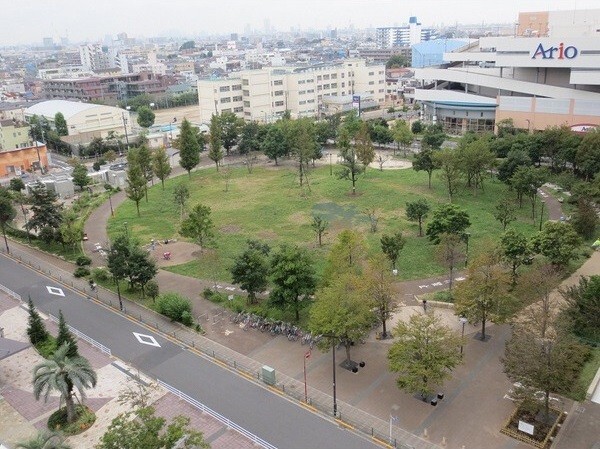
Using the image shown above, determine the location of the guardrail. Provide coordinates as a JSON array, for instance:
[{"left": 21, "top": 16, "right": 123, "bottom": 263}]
[
  {"left": 48, "top": 314, "right": 112, "bottom": 356},
  {"left": 0, "top": 283, "right": 22, "bottom": 302},
  {"left": 157, "top": 379, "right": 278, "bottom": 449}
]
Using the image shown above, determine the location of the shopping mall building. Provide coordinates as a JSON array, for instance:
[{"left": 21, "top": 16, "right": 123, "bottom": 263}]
[{"left": 412, "top": 9, "right": 600, "bottom": 134}]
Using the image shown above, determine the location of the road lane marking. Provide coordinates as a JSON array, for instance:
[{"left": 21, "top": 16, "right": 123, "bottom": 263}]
[
  {"left": 46, "top": 286, "right": 65, "bottom": 296},
  {"left": 133, "top": 332, "right": 161, "bottom": 347}
]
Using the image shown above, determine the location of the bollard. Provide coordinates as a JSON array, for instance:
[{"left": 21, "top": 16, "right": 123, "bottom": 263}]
[
  {"left": 233, "top": 361, "right": 236, "bottom": 369},
  {"left": 212, "top": 350, "right": 215, "bottom": 357},
  {"left": 441, "top": 436, "right": 447, "bottom": 446},
  {"left": 423, "top": 428, "right": 428, "bottom": 438}
]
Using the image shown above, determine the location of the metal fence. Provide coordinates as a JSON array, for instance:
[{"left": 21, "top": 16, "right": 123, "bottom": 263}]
[
  {"left": 157, "top": 379, "right": 278, "bottom": 449},
  {"left": 48, "top": 313, "right": 111, "bottom": 356}
]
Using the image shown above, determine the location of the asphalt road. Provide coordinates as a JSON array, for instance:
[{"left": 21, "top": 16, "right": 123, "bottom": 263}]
[{"left": 0, "top": 255, "right": 377, "bottom": 449}]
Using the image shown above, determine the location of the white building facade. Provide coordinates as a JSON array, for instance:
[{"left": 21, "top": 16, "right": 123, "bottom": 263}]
[{"left": 197, "top": 59, "right": 385, "bottom": 123}]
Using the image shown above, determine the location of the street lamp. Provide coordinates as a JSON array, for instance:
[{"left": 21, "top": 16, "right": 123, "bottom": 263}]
[
  {"left": 108, "top": 174, "right": 116, "bottom": 217},
  {"left": 459, "top": 316, "right": 468, "bottom": 356},
  {"left": 169, "top": 117, "right": 177, "bottom": 146},
  {"left": 464, "top": 232, "right": 471, "bottom": 267},
  {"left": 329, "top": 152, "right": 333, "bottom": 176},
  {"left": 539, "top": 200, "right": 545, "bottom": 231},
  {"left": 122, "top": 107, "right": 131, "bottom": 150}
]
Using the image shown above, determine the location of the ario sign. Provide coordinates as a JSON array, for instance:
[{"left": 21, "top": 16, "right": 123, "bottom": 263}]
[{"left": 532, "top": 42, "right": 578, "bottom": 60}]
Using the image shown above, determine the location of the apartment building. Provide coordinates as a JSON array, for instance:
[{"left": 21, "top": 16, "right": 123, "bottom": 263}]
[
  {"left": 197, "top": 59, "right": 385, "bottom": 123},
  {"left": 0, "top": 119, "right": 30, "bottom": 151},
  {"left": 376, "top": 17, "right": 437, "bottom": 48}
]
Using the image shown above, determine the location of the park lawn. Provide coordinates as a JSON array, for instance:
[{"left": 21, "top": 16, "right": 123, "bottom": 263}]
[{"left": 108, "top": 162, "right": 542, "bottom": 282}]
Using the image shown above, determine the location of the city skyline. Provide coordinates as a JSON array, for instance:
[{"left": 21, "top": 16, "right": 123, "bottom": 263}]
[{"left": 2, "top": 0, "right": 599, "bottom": 46}]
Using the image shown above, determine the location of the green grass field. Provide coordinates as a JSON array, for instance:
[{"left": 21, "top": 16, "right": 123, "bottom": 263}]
[{"left": 108, "top": 163, "right": 543, "bottom": 282}]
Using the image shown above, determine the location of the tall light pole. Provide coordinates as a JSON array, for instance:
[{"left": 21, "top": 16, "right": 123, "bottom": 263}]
[
  {"left": 332, "top": 341, "right": 337, "bottom": 417},
  {"left": 122, "top": 109, "right": 130, "bottom": 150},
  {"left": 464, "top": 232, "right": 471, "bottom": 267},
  {"left": 459, "top": 316, "right": 468, "bottom": 356},
  {"left": 108, "top": 174, "right": 116, "bottom": 217},
  {"left": 329, "top": 152, "right": 333, "bottom": 176},
  {"left": 539, "top": 200, "right": 545, "bottom": 231},
  {"left": 169, "top": 117, "right": 177, "bottom": 146}
]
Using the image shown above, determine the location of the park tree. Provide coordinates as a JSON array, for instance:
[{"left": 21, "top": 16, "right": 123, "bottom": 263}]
[
  {"left": 208, "top": 114, "right": 224, "bottom": 171},
  {"left": 107, "top": 233, "right": 131, "bottom": 310},
  {"left": 497, "top": 149, "right": 531, "bottom": 184},
  {"left": 322, "top": 229, "right": 367, "bottom": 283},
  {"left": 219, "top": 111, "right": 243, "bottom": 155},
  {"left": 71, "top": 163, "right": 91, "bottom": 191},
  {"left": 27, "top": 297, "right": 50, "bottom": 345},
  {"left": 533, "top": 221, "right": 581, "bottom": 268},
  {"left": 262, "top": 125, "right": 287, "bottom": 165},
  {"left": 421, "top": 124, "right": 446, "bottom": 150},
  {"left": 341, "top": 109, "right": 361, "bottom": 138},
  {"left": 426, "top": 203, "right": 470, "bottom": 244},
  {"left": 392, "top": 119, "right": 413, "bottom": 156},
  {"left": 380, "top": 231, "right": 406, "bottom": 270},
  {"left": 28, "top": 183, "right": 63, "bottom": 232},
  {"left": 178, "top": 118, "right": 201, "bottom": 177},
  {"left": 238, "top": 121, "right": 261, "bottom": 155},
  {"left": 0, "top": 195, "right": 16, "bottom": 253},
  {"left": 388, "top": 312, "right": 463, "bottom": 400},
  {"left": 136, "top": 106, "right": 155, "bottom": 128},
  {"left": 405, "top": 199, "right": 430, "bottom": 236},
  {"left": 145, "top": 280, "right": 160, "bottom": 303},
  {"left": 511, "top": 166, "right": 546, "bottom": 219},
  {"left": 33, "top": 343, "right": 97, "bottom": 424},
  {"left": 454, "top": 251, "right": 516, "bottom": 340},
  {"left": 9, "top": 177, "right": 26, "bottom": 192},
  {"left": 494, "top": 198, "right": 517, "bottom": 231},
  {"left": 562, "top": 275, "right": 600, "bottom": 344},
  {"left": 152, "top": 147, "right": 172, "bottom": 190},
  {"left": 411, "top": 120, "right": 423, "bottom": 134},
  {"left": 98, "top": 406, "right": 208, "bottom": 449},
  {"left": 365, "top": 255, "right": 397, "bottom": 338},
  {"left": 126, "top": 246, "right": 158, "bottom": 296},
  {"left": 59, "top": 210, "right": 80, "bottom": 249},
  {"left": 540, "top": 125, "right": 580, "bottom": 172},
  {"left": 137, "top": 144, "right": 154, "bottom": 191},
  {"left": 433, "top": 149, "right": 462, "bottom": 202},
  {"left": 173, "top": 183, "right": 190, "bottom": 218},
  {"left": 289, "top": 118, "right": 319, "bottom": 189},
  {"left": 571, "top": 198, "right": 598, "bottom": 240},
  {"left": 54, "top": 112, "right": 68, "bottom": 136},
  {"left": 576, "top": 129, "right": 600, "bottom": 181},
  {"left": 337, "top": 127, "right": 365, "bottom": 195},
  {"left": 456, "top": 136, "right": 495, "bottom": 191},
  {"left": 269, "top": 244, "right": 317, "bottom": 321},
  {"left": 309, "top": 273, "right": 374, "bottom": 365},
  {"left": 386, "top": 54, "right": 408, "bottom": 68},
  {"left": 370, "top": 124, "right": 393, "bottom": 149},
  {"left": 435, "top": 233, "right": 465, "bottom": 291},
  {"left": 499, "top": 229, "right": 534, "bottom": 286},
  {"left": 180, "top": 204, "right": 215, "bottom": 250},
  {"left": 412, "top": 148, "right": 436, "bottom": 189},
  {"left": 230, "top": 240, "right": 271, "bottom": 304},
  {"left": 311, "top": 215, "right": 329, "bottom": 247},
  {"left": 355, "top": 123, "right": 376, "bottom": 170},
  {"left": 125, "top": 150, "right": 146, "bottom": 217},
  {"left": 56, "top": 310, "right": 78, "bottom": 358}
]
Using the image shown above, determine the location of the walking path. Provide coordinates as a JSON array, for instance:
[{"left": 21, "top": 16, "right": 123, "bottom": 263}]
[{"left": 2, "top": 155, "right": 597, "bottom": 449}]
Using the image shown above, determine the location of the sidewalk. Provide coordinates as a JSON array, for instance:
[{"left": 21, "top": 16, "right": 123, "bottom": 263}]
[{"left": 0, "top": 291, "right": 259, "bottom": 449}]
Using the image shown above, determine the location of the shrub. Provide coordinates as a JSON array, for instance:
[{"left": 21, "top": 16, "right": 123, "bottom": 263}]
[
  {"left": 91, "top": 267, "right": 110, "bottom": 282},
  {"left": 180, "top": 310, "right": 193, "bottom": 326},
  {"left": 76, "top": 255, "right": 92, "bottom": 266},
  {"left": 35, "top": 336, "right": 57, "bottom": 359},
  {"left": 47, "top": 405, "right": 96, "bottom": 435},
  {"left": 433, "top": 290, "right": 454, "bottom": 303},
  {"left": 203, "top": 288, "right": 225, "bottom": 302},
  {"left": 146, "top": 280, "right": 160, "bottom": 302},
  {"left": 73, "top": 267, "right": 90, "bottom": 278},
  {"left": 156, "top": 293, "right": 192, "bottom": 323}
]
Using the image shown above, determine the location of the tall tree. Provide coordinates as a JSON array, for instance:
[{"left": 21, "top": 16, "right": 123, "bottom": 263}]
[
  {"left": 9, "top": 177, "right": 26, "bottom": 192},
  {"left": 173, "top": 184, "right": 190, "bottom": 218},
  {"left": 0, "top": 195, "right": 16, "bottom": 253},
  {"left": 392, "top": 120, "right": 413, "bottom": 156},
  {"left": 125, "top": 149, "right": 146, "bottom": 217},
  {"left": 208, "top": 114, "right": 223, "bottom": 171},
  {"left": 262, "top": 125, "right": 287, "bottom": 165},
  {"left": 178, "top": 118, "right": 201, "bottom": 177},
  {"left": 59, "top": 210, "right": 80, "bottom": 249},
  {"left": 435, "top": 233, "right": 465, "bottom": 291},
  {"left": 71, "top": 163, "right": 91, "bottom": 191},
  {"left": 337, "top": 127, "right": 364, "bottom": 195},
  {"left": 230, "top": 240, "right": 271, "bottom": 305},
  {"left": 180, "top": 204, "right": 215, "bottom": 250},
  {"left": 413, "top": 148, "right": 436, "bottom": 189},
  {"left": 533, "top": 221, "right": 581, "bottom": 268},
  {"left": 27, "top": 183, "right": 63, "bottom": 233},
  {"left": 136, "top": 106, "right": 155, "bottom": 128},
  {"left": 33, "top": 343, "right": 97, "bottom": 424},
  {"left": 405, "top": 199, "right": 430, "bottom": 237},
  {"left": 311, "top": 215, "right": 329, "bottom": 247},
  {"left": 322, "top": 229, "right": 367, "bottom": 283},
  {"left": 137, "top": 144, "right": 154, "bottom": 197},
  {"left": 562, "top": 275, "right": 600, "bottom": 344},
  {"left": 433, "top": 149, "right": 462, "bottom": 202},
  {"left": 56, "top": 310, "right": 78, "bottom": 358},
  {"left": 27, "top": 296, "right": 50, "bottom": 346},
  {"left": 497, "top": 149, "right": 531, "bottom": 185},
  {"left": 380, "top": 231, "right": 406, "bottom": 270},
  {"left": 289, "top": 118, "right": 318, "bottom": 189},
  {"left": 499, "top": 229, "right": 534, "bottom": 286},
  {"left": 354, "top": 123, "right": 376, "bottom": 170},
  {"left": 454, "top": 251, "right": 516, "bottom": 340},
  {"left": 421, "top": 124, "right": 446, "bottom": 150},
  {"left": 97, "top": 406, "right": 208, "bottom": 449},
  {"left": 494, "top": 198, "right": 517, "bottom": 231},
  {"left": 126, "top": 246, "right": 158, "bottom": 296},
  {"left": 425, "top": 203, "right": 470, "bottom": 244},
  {"left": 107, "top": 233, "right": 130, "bottom": 310},
  {"left": 152, "top": 147, "right": 172, "bottom": 190},
  {"left": 576, "top": 129, "right": 600, "bottom": 181},
  {"left": 54, "top": 112, "right": 68, "bottom": 136},
  {"left": 456, "top": 136, "right": 495, "bottom": 191},
  {"left": 269, "top": 244, "right": 317, "bottom": 322},
  {"left": 571, "top": 198, "right": 598, "bottom": 240},
  {"left": 365, "top": 255, "right": 397, "bottom": 338},
  {"left": 309, "top": 273, "right": 374, "bottom": 364},
  {"left": 238, "top": 121, "right": 261, "bottom": 155},
  {"left": 388, "top": 313, "right": 463, "bottom": 400},
  {"left": 219, "top": 111, "right": 243, "bottom": 155}
]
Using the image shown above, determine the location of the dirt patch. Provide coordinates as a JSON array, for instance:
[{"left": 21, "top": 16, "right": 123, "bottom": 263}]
[
  {"left": 257, "top": 230, "right": 278, "bottom": 240},
  {"left": 148, "top": 241, "right": 199, "bottom": 267},
  {"left": 220, "top": 224, "right": 242, "bottom": 234},
  {"left": 289, "top": 211, "right": 309, "bottom": 225}
]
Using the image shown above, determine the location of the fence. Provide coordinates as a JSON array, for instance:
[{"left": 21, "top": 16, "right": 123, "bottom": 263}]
[
  {"left": 0, "top": 283, "right": 21, "bottom": 302},
  {"left": 157, "top": 379, "right": 278, "bottom": 449},
  {"left": 48, "top": 313, "right": 112, "bottom": 356}
]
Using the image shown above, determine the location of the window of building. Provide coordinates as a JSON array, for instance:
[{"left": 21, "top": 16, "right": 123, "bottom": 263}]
[
  {"left": 219, "top": 86, "right": 230, "bottom": 92},
  {"left": 232, "top": 95, "right": 242, "bottom": 102},
  {"left": 379, "top": 80, "right": 385, "bottom": 84},
  {"left": 234, "top": 106, "right": 243, "bottom": 112},
  {"left": 243, "top": 90, "right": 250, "bottom": 96},
  {"left": 323, "top": 74, "right": 330, "bottom": 80},
  {"left": 299, "top": 100, "right": 306, "bottom": 105},
  {"left": 275, "top": 100, "right": 284, "bottom": 106},
  {"left": 379, "top": 89, "right": 385, "bottom": 93},
  {"left": 274, "top": 90, "right": 284, "bottom": 96},
  {"left": 299, "top": 90, "right": 306, "bottom": 95},
  {"left": 220, "top": 97, "right": 231, "bottom": 103},
  {"left": 331, "top": 74, "right": 337, "bottom": 79},
  {"left": 307, "top": 89, "right": 314, "bottom": 93},
  {"left": 242, "top": 79, "right": 249, "bottom": 85},
  {"left": 317, "top": 85, "right": 322, "bottom": 91},
  {"left": 341, "top": 73, "right": 345, "bottom": 78},
  {"left": 341, "top": 82, "right": 345, "bottom": 87},
  {"left": 369, "top": 81, "right": 375, "bottom": 85},
  {"left": 298, "top": 80, "right": 306, "bottom": 84},
  {"left": 221, "top": 108, "right": 231, "bottom": 113},
  {"left": 369, "top": 71, "right": 374, "bottom": 76},
  {"left": 323, "top": 84, "right": 330, "bottom": 89},
  {"left": 306, "top": 79, "right": 314, "bottom": 83},
  {"left": 232, "top": 84, "right": 242, "bottom": 90},
  {"left": 243, "top": 101, "right": 250, "bottom": 107},
  {"left": 273, "top": 79, "right": 283, "bottom": 86},
  {"left": 317, "top": 75, "right": 322, "bottom": 81},
  {"left": 331, "top": 83, "right": 337, "bottom": 88},
  {"left": 307, "top": 99, "right": 315, "bottom": 103}
]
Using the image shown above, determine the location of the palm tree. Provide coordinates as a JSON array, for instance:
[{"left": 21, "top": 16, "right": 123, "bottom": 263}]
[
  {"left": 32, "top": 343, "right": 97, "bottom": 424},
  {"left": 16, "top": 431, "right": 71, "bottom": 449}
]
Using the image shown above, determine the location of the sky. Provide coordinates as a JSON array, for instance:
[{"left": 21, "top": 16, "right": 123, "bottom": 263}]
[{"left": 2, "top": 0, "right": 598, "bottom": 46}]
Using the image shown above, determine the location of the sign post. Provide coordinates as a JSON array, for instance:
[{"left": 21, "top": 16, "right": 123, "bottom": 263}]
[{"left": 303, "top": 350, "right": 311, "bottom": 403}]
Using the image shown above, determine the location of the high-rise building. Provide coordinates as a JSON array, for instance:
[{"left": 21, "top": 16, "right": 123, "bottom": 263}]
[{"left": 376, "top": 17, "right": 437, "bottom": 48}]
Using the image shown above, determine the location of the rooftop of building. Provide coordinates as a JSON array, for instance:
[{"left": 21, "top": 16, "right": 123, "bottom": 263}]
[{"left": 25, "top": 100, "right": 113, "bottom": 119}]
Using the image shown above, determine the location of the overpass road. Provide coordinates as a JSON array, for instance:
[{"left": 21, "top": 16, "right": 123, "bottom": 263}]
[{"left": 0, "top": 254, "right": 378, "bottom": 449}]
